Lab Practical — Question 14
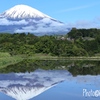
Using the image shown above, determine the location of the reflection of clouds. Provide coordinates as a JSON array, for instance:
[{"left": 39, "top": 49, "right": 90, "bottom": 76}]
[
  {"left": 74, "top": 75, "right": 100, "bottom": 86},
  {"left": 0, "top": 69, "right": 100, "bottom": 100},
  {"left": 0, "top": 69, "right": 71, "bottom": 100},
  {"left": 0, "top": 70, "right": 99, "bottom": 88},
  {"left": 0, "top": 69, "right": 72, "bottom": 88},
  {"left": 0, "top": 69, "right": 71, "bottom": 87}
]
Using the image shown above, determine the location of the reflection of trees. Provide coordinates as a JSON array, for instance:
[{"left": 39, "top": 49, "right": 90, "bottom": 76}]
[
  {"left": 68, "top": 61, "right": 100, "bottom": 76},
  {"left": 0, "top": 60, "right": 100, "bottom": 76},
  {"left": 0, "top": 60, "right": 70, "bottom": 73}
]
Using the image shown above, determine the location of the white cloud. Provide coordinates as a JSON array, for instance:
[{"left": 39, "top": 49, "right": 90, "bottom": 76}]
[
  {"left": 22, "top": 26, "right": 35, "bottom": 30},
  {"left": 14, "top": 23, "right": 69, "bottom": 34},
  {"left": 59, "top": 2, "right": 100, "bottom": 13},
  {"left": 14, "top": 20, "right": 28, "bottom": 25},
  {"left": 60, "top": 5, "right": 90, "bottom": 12},
  {"left": 66, "top": 18, "right": 100, "bottom": 29},
  {"left": 0, "top": 18, "right": 28, "bottom": 25},
  {"left": 15, "top": 29, "right": 34, "bottom": 33},
  {"left": 14, "top": 18, "right": 69, "bottom": 34},
  {"left": 40, "top": 18, "right": 52, "bottom": 23}
]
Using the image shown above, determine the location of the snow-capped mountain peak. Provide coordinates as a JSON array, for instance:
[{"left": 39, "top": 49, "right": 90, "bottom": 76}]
[
  {"left": 0, "top": 4, "right": 71, "bottom": 35},
  {"left": 1, "top": 4, "right": 51, "bottom": 19}
]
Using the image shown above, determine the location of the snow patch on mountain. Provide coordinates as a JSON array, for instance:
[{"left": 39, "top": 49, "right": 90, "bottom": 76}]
[{"left": 0, "top": 5, "right": 51, "bottom": 19}]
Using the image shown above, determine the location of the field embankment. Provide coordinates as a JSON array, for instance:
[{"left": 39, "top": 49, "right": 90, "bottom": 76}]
[
  {"left": 1, "top": 52, "right": 100, "bottom": 68},
  {"left": 0, "top": 52, "right": 24, "bottom": 68}
]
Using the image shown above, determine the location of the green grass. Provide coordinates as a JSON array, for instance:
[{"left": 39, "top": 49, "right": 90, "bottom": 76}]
[
  {"left": 1, "top": 52, "right": 100, "bottom": 68},
  {"left": 0, "top": 52, "right": 11, "bottom": 57},
  {"left": 28, "top": 54, "right": 100, "bottom": 60},
  {"left": 28, "top": 53, "right": 59, "bottom": 60},
  {"left": 0, "top": 52, "right": 24, "bottom": 68}
]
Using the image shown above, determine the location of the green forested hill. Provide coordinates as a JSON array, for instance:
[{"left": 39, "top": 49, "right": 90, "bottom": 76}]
[{"left": 0, "top": 28, "right": 100, "bottom": 57}]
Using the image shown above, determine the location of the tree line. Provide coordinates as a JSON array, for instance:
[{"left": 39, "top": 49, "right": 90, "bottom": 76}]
[{"left": 0, "top": 28, "right": 100, "bottom": 57}]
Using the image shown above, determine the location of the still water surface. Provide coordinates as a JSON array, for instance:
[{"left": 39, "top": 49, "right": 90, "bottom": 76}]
[{"left": 0, "top": 60, "right": 100, "bottom": 100}]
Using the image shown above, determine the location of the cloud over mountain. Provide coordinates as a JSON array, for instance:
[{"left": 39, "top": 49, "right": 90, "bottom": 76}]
[
  {"left": 0, "top": 18, "right": 28, "bottom": 25},
  {"left": 0, "top": 4, "right": 70, "bottom": 35}
]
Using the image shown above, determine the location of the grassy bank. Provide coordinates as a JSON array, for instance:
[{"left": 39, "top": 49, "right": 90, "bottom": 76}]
[
  {"left": 28, "top": 54, "right": 100, "bottom": 61},
  {"left": 1, "top": 52, "right": 100, "bottom": 68},
  {"left": 0, "top": 52, "right": 24, "bottom": 68}
]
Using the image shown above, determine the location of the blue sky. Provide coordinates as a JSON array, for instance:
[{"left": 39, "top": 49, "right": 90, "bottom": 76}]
[{"left": 0, "top": 0, "right": 100, "bottom": 28}]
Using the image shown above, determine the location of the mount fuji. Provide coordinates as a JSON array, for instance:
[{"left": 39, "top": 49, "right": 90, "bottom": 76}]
[{"left": 0, "top": 5, "right": 70, "bottom": 35}]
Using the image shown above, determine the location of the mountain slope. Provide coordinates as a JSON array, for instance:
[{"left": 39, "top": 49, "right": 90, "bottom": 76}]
[
  {"left": 0, "top": 4, "right": 51, "bottom": 19},
  {"left": 0, "top": 5, "right": 70, "bottom": 35}
]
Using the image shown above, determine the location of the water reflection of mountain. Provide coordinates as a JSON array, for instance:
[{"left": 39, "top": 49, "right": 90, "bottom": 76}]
[
  {"left": 0, "top": 69, "right": 72, "bottom": 100},
  {"left": 0, "top": 60, "right": 100, "bottom": 100}
]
